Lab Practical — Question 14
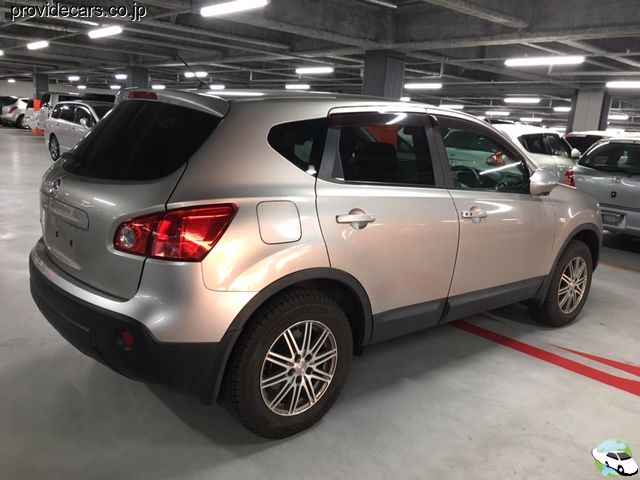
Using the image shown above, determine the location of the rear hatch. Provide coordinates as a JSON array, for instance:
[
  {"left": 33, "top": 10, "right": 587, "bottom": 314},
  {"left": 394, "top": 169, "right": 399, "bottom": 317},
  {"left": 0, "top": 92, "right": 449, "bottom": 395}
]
[{"left": 39, "top": 90, "right": 228, "bottom": 299}]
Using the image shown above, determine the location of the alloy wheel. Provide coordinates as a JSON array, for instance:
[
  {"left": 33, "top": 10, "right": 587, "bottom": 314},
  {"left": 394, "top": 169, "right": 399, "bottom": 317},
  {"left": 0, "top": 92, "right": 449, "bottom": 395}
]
[
  {"left": 558, "top": 257, "right": 588, "bottom": 314},
  {"left": 260, "top": 320, "right": 338, "bottom": 416}
]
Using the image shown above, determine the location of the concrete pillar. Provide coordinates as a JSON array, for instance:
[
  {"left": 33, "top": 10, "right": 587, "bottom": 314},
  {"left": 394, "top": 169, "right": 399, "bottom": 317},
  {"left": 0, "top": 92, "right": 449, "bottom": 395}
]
[
  {"left": 32, "top": 73, "right": 49, "bottom": 100},
  {"left": 362, "top": 50, "right": 405, "bottom": 99},
  {"left": 568, "top": 90, "right": 611, "bottom": 132},
  {"left": 125, "top": 66, "right": 149, "bottom": 89}
]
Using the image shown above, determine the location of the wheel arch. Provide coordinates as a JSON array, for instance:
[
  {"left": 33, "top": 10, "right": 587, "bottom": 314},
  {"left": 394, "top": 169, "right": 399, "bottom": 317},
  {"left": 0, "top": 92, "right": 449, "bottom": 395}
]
[
  {"left": 531, "top": 223, "right": 602, "bottom": 307},
  {"left": 197, "top": 268, "right": 373, "bottom": 403}
]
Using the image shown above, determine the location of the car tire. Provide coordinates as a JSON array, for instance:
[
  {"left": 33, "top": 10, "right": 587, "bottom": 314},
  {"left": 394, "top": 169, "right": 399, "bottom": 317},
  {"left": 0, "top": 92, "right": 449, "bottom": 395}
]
[
  {"left": 529, "top": 240, "right": 593, "bottom": 327},
  {"left": 224, "top": 289, "right": 353, "bottom": 439},
  {"left": 49, "top": 136, "right": 60, "bottom": 161},
  {"left": 618, "top": 465, "right": 624, "bottom": 474},
  {"left": 16, "top": 115, "right": 26, "bottom": 129}
]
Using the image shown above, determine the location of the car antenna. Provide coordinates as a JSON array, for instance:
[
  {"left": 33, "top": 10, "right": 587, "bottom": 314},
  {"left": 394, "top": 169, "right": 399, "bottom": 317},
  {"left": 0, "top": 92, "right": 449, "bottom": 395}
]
[{"left": 176, "top": 52, "right": 210, "bottom": 90}]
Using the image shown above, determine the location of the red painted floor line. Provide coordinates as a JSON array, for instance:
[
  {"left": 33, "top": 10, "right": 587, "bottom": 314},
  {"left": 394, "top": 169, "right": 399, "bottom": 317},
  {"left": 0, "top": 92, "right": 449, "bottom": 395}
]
[
  {"left": 450, "top": 320, "right": 640, "bottom": 397},
  {"left": 551, "top": 345, "right": 640, "bottom": 378}
]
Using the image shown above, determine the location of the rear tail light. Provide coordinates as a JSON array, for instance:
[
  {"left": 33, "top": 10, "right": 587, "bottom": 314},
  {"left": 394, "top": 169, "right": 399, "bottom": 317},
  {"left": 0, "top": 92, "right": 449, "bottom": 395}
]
[
  {"left": 114, "top": 204, "right": 237, "bottom": 262},
  {"left": 127, "top": 91, "right": 158, "bottom": 100},
  {"left": 564, "top": 168, "right": 575, "bottom": 187},
  {"left": 9, "top": 106, "right": 17, "bottom": 114}
]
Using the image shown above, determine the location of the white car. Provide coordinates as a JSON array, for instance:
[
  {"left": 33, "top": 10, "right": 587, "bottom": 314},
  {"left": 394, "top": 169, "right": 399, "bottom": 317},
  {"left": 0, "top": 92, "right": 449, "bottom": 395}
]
[
  {"left": 494, "top": 124, "right": 580, "bottom": 184},
  {"left": 0, "top": 97, "right": 30, "bottom": 128},
  {"left": 592, "top": 448, "right": 639, "bottom": 476}
]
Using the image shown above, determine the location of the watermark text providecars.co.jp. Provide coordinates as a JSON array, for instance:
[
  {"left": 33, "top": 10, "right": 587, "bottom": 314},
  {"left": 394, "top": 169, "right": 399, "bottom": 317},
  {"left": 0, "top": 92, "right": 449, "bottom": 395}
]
[{"left": 10, "top": 2, "right": 147, "bottom": 23}]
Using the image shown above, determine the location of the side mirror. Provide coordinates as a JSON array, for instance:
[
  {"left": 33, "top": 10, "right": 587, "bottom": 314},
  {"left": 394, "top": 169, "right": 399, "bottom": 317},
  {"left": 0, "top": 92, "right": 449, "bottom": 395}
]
[
  {"left": 571, "top": 148, "right": 581, "bottom": 159},
  {"left": 530, "top": 168, "right": 559, "bottom": 196},
  {"left": 79, "top": 117, "right": 89, "bottom": 127}
]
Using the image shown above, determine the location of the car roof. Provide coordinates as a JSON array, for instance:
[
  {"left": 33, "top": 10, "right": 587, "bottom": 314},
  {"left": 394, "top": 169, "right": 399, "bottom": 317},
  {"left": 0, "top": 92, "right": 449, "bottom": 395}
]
[{"left": 493, "top": 123, "right": 559, "bottom": 137}]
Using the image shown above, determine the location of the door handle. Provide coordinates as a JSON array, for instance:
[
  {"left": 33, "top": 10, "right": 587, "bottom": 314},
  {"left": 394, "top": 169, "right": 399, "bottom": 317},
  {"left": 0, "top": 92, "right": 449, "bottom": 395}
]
[
  {"left": 461, "top": 206, "right": 488, "bottom": 223},
  {"left": 336, "top": 208, "right": 376, "bottom": 230}
]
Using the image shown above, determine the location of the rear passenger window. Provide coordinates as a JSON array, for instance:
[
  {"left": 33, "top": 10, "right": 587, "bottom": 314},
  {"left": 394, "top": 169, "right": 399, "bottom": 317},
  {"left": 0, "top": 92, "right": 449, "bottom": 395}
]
[
  {"left": 328, "top": 112, "right": 435, "bottom": 186},
  {"left": 59, "top": 104, "right": 75, "bottom": 122},
  {"left": 50, "top": 105, "right": 62, "bottom": 119},
  {"left": 268, "top": 119, "right": 326, "bottom": 174}
]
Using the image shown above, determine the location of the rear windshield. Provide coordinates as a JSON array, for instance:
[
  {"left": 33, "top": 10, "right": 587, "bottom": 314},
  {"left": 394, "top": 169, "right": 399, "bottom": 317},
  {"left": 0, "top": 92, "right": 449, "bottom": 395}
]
[
  {"left": 62, "top": 100, "right": 220, "bottom": 180},
  {"left": 566, "top": 135, "right": 604, "bottom": 152}
]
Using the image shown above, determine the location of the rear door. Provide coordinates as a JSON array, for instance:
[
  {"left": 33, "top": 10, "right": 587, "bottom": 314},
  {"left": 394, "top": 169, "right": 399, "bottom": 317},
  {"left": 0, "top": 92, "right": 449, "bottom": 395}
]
[
  {"left": 434, "top": 114, "right": 556, "bottom": 314},
  {"left": 69, "top": 105, "right": 92, "bottom": 147},
  {"left": 40, "top": 95, "right": 227, "bottom": 299},
  {"left": 315, "top": 109, "right": 459, "bottom": 341},
  {"left": 54, "top": 103, "right": 77, "bottom": 151}
]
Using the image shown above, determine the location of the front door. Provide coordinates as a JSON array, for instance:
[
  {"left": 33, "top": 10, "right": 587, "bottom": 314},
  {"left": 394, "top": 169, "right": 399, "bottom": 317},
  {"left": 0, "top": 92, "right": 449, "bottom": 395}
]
[
  {"left": 315, "top": 109, "right": 459, "bottom": 342},
  {"left": 435, "top": 114, "right": 556, "bottom": 318}
]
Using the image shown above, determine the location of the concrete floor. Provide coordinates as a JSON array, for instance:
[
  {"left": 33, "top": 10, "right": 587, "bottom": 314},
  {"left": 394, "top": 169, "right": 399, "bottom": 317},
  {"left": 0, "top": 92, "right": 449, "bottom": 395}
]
[{"left": 1, "top": 126, "right": 638, "bottom": 480}]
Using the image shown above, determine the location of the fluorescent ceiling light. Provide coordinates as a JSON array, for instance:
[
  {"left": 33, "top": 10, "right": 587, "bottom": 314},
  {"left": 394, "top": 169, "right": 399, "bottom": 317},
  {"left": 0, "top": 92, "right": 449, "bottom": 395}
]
[
  {"left": 88, "top": 25, "right": 123, "bottom": 39},
  {"left": 362, "top": 0, "right": 397, "bottom": 8},
  {"left": 151, "top": 84, "right": 166, "bottom": 90},
  {"left": 0, "top": 50, "right": 4, "bottom": 56},
  {"left": 485, "top": 110, "right": 510, "bottom": 116},
  {"left": 8, "top": 78, "right": 16, "bottom": 83},
  {"left": 27, "top": 40, "right": 49, "bottom": 50},
  {"left": 404, "top": 82, "right": 443, "bottom": 90},
  {"left": 285, "top": 83, "right": 310, "bottom": 90},
  {"left": 295, "top": 66, "right": 334, "bottom": 75},
  {"left": 505, "top": 55, "right": 585, "bottom": 67},
  {"left": 185, "top": 71, "right": 207, "bottom": 78},
  {"left": 609, "top": 113, "right": 629, "bottom": 120},
  {"left": 201, "top": 0, "right": 269, "bottom": 17},
  {"left": 77, "top": 85, "right": 87, "bottom": 90},
  {"left": 553, "top": 106, "right": 572, "bottom": 112},
  {"left": 520, "top": 117, "right": 543, "bottom": 123},
  {"left": 504, "top": 97, "right": 541, "bottom": 104},
  {"left": 216, "top": 91, "right": 265, "bottom": 96},
  {"left": 209, "top": 84, "right": 225, "bottom": 90},
  {"left": 606, "top": 128, "right": 625, "bottom": 134},
  {"left": 114, "top": 74, "right": 127, "bottom": 80},
  {"left": 68, "top": 75, "right": 80, "bottom": 82},
  {"left": 110, "top": 85, "right": 121, "bottom": 90},
  {"left": 400, "top": 96, "right": 411, "bottom": 102},
  {"left": 606, "top": 81, "right": 640, "bottom": 89},
  {"left": 440, "top": 103, "right": 464, "bottom": 110}
]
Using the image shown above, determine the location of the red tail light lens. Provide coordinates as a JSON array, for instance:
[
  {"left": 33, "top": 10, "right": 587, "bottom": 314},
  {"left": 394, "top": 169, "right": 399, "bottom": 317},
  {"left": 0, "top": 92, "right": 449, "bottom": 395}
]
[
  {"left": 9, "top": 106, "right": 17, "bottom": 114},
  {"left": 127, "top": 91, "right": 158, "bottom": 100},
  {"left": 564, "top": 168, "right": 576, "bottom": 187},
  {"left": 114, "top": 205, "right": 237, "bottom": 262}
]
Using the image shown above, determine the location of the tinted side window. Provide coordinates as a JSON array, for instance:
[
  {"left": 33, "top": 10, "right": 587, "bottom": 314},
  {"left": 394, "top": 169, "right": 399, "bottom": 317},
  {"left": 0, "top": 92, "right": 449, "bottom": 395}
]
[
  {"left": 268, "top": 119, "right": 326, "bottom": 173},
  {"left": 58, "top": 104, "right": 75, "bottom": 122},
  {"left": 519, "top": 134, "right": 546, "bottom": 154},
  {"left": 546, "top": 134, "right": 571, "bottom": 157},
  {"left": 73, "top": 107, "right": 92, "bottom": 126},
  {"left": 440, "top": 117, "right": 529, "bottom": 193},
  {"left": 50, "top": 105, "right": 62, "bottom": 119},
  {"left": 329, "top": 112, "right": 435, "bottom": 186},
  {"left": 63, "top": 100, "right": 220, "bottom": 181}
]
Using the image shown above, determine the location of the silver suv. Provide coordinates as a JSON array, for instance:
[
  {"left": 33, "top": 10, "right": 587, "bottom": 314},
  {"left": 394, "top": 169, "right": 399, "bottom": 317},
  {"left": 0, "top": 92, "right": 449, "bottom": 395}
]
[{"left": 30, "top": 89, "right": 602, "bottom": 439}]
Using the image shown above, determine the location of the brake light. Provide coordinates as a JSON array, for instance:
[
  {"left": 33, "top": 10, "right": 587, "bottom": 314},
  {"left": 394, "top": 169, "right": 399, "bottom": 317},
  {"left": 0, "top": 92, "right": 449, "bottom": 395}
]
[
  {"left": 114, "top": 205, "right": 237, "bottom": 261},
  {"left": 9, "top": 106, "right": 17, "bottom": 114},
  {"left": 564, "top": 168, "right": 575, "bottom": 187},
  {"left": 127, "top": 91, "right": 158, "bottom": 100}
]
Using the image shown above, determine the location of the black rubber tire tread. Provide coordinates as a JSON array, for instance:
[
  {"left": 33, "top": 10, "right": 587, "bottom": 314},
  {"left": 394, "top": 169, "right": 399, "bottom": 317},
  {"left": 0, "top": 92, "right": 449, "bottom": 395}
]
[
  {"left": 530, "top": 239, "right": 593, "bottom": 327},
  {"left": 224, "top": 288, "right": 352, "bottom": 439}
]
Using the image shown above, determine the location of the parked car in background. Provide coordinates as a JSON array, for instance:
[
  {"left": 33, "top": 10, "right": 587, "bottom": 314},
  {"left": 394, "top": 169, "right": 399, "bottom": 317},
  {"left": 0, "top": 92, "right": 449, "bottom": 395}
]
[
  {"left": 0, "top": 96, "right": 17, "bottom": 110},
  {"left": 494, "top": 124, "right": 580, "bottom": 184},
  {"left": 45, "top": 100, "right": 112, "bottom": 160},
  {"left": 33, "top": 92, "right": 82, "bottom": 131},
  {"left": 1, "top": 97, "right": 30, "bottom": 128},
  {"left": 565, "top": 131, "right": 613, "bottom": 153},
  {"left": 573, "top": 136, "right": 640, "bottom": 237},
  {"left": 30, "top": 89, "right": 602, "bottom": 439}
]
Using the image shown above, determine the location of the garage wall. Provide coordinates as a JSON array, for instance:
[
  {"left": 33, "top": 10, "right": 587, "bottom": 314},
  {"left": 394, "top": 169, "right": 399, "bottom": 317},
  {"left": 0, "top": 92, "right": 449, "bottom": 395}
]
[{"left": 0, "top": 81, "right": 33, "bottom": 98}]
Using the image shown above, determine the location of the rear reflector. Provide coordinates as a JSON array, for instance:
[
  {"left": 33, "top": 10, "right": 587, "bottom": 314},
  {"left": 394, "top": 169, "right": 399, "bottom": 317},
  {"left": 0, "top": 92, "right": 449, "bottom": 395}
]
[
  {"left": 564, "top": 168, "right": 575, "bottom": 187},
  {"left": 117, "top": 330, "right": 136, "bottom": 351},
  {"left": 127, "top": 91, "right": 158, "bottom": 100},
  {"left": 114, "top": 204, "right": 237, "bottom": 262}
]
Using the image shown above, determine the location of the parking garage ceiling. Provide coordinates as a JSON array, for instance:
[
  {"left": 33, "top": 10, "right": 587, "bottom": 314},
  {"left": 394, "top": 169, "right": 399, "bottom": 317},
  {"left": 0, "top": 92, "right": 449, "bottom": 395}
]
[{"left": 1, "top": 0, "right": 640, "bottom": 128}]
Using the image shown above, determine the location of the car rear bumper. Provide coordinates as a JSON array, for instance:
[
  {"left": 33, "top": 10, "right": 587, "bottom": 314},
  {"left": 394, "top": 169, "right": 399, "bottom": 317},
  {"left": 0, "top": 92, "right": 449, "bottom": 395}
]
[
  {"left": 600, "top": 204, "right": 640, "bottom": 237},
  {"left": 30, "top": 255, "right": 219, "bottom": 392},
  {"left": 29, "top": 238, "right": 255, "bottom": 401}
]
